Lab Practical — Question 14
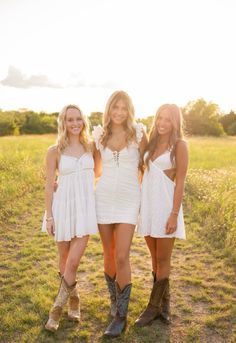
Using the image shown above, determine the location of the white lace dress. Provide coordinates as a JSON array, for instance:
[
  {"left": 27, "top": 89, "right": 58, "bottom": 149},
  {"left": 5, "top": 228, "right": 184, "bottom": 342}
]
[
  {"left": 42, "top": 153, "right": 98, "bottom": 241},
  {"left": 137, "top": 151, "right": 186, "bottom": 239},
  {"left": 93, "top": 124, "right": 144, "bottom": 225}
]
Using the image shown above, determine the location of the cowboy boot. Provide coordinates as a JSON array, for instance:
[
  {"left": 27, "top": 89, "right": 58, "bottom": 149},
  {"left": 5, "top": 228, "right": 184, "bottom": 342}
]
[
  {"left": 135, "top": 278, "right": 168, "bottom": 327},
  {"left": 152, "top": 272, "right": 170, "bottom": 323},
  {"left": 68, "top": 281, "right": 80, "bottom": 321},
  {"left": 160, "top": 278, "right": 171, "bottom": 324},
  {"left": 45, "top": 277, "right": 76, "bottom": 332},
  {"left": 104, "top": 273, "right": 116, "bottom": 317},
  {"left": 152, "top": 271, "right": 156, "bottom": 283},
  {"left": 104, "top": 282, "right": 132, "bottom": 337}
]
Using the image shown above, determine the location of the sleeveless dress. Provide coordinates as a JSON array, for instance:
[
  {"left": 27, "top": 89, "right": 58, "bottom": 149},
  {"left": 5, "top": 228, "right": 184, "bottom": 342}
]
[
  {"left": 92, "top": 123, "right": 144, "bottom": 225},
  {"left": 137, "top": 151, "right": 186, "bottom": 239},
  {"left": 42, "top": 152, "right": 98, "bottom": 241}
]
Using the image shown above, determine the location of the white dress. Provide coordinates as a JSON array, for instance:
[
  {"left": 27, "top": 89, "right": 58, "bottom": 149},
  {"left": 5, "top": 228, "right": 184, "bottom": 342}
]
[
  {"left": 42, "top": 153, "right": 98, "bottom": 241},
  {"left": 93, "top": 124, "right": 144, "bottom": 225},
  {"left": 137, "top": 151, "right": 186, "bottom": 239}
]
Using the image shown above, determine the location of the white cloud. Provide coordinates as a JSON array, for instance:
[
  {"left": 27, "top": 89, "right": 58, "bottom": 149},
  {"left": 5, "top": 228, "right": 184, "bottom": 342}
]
[{"left": 0, "top": 66, "right": 62, "bottom": 89}]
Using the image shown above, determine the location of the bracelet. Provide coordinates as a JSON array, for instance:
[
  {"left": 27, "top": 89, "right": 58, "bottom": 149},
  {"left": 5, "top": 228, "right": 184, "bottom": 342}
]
[
  {"left": 171, "top": 211, "right": 178, "bottom": 216},
  {"left": 46, "top": 216, "right": 53, "bottom": 222}
]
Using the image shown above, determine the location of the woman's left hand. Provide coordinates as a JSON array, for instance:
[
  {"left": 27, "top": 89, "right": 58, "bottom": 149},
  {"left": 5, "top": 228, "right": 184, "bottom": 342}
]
[{"left": 165, "top": 213, "right": 178, "bottom": 235}]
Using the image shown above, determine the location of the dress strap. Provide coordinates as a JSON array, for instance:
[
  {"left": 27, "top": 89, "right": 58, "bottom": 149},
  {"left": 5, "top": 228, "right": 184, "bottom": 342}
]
[
  {"left": 134, "top": 122, "right": 146, "bottom": 144},
  {"left": 92, "top": 125, "right": 104, "bottom": 150}
]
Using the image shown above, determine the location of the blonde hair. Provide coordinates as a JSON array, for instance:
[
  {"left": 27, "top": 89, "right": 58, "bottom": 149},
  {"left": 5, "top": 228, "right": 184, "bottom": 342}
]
[
  {"left": 57, "top": 104, "right": 91, "bottom": 152},
  {"left": 101, "top": 90, "right": 136, "bottom": 147},
  {"left": 145, "top": 104, "right": 184, "bottom": 168}
]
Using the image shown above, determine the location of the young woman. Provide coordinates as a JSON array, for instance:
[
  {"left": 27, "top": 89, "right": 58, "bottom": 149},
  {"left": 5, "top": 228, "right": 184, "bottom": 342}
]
[
  {"left": 135, "top": 104, "right": 188, "bottom": 327},
  {"left": 93, "top": 90, "right": 147, "bottom": 337},
  {"left": 42, "top": 104, "right": 97, "bottom": 332}
]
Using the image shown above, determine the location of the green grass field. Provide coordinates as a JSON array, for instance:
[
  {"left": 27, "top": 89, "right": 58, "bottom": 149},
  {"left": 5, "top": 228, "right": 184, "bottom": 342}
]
[{"left": 0, "top": 135, "right": 235, "bottom": 343}]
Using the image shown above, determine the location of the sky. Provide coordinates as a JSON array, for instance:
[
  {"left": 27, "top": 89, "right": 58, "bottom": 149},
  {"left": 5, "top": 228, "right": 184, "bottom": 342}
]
[{"left": 0, "top": 0, "right": 235, "bottom": 118}]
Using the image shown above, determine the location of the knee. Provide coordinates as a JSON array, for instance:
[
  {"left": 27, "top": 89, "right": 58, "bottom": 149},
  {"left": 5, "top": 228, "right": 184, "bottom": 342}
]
[
  {"left": 156, "top": 256, "right": 170, "bottom": 269},
  {"left": 115, "top": 253, "right": 128, "bottom": 269}
]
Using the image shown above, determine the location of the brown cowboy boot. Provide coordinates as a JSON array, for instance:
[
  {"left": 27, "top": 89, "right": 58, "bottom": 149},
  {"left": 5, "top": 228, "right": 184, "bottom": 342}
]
[
  {"left": 160, "top": 278, "right": 171, "bottom": 324},
  {"left": 152, "top": 272, "right": 170, "bottom": 323},
  {"left": 104, "top": 282, "right": 132, "bottom": 337},
  {"left": 68, "top": 281, "right": 80, "bottom": 321},
  {"left": 104, "top": 273, "right": 117, "bottom": 317},
  {"left": 45, "top": 277, "right": 76, "bottom": 332},
  {"left": 135, "top": 278, "right": 168, "bottom": 327}
]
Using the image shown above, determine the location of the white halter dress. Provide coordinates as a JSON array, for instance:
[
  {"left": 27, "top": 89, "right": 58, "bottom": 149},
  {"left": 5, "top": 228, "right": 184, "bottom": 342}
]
[
  {"left": 93, "top": 123, "right": 144, "bottom": 225},
  {"left": 137, "top": 151, "right": 186, "bottom": 239},
  {"left": 42, "top": 152, "right": 98, "bottom": 241}
]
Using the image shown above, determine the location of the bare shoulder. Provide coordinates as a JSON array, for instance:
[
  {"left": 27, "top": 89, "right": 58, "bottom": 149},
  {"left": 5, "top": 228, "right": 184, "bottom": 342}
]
[
  {"left": 46, "top": 145, "right": 58, "bottom": 159},
  {"left": 176, "top": 139, "right": 188, "bottom": 151}
]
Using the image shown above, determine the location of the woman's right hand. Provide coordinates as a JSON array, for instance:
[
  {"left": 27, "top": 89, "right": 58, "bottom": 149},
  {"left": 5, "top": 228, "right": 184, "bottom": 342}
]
[{"left": 46, "top": 219, "right": 55, "bottom": 236}]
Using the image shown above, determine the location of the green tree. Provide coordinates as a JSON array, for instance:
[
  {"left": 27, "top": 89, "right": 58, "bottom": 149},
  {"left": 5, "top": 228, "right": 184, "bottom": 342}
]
[
  {"left": 182, "top": 99, "right": 224, "bottom": 136},
  {"left": 0, "top": 112, "right": 16, "bottom": 136},
  {"left": 227, "top": 122, "right": 236, "bottom": 135},
  {"left": 88, "top": 112, "right": 103, "bottom": 130},
  {"left": 219, "top": 111, "right": 236, "bottom": 134},
  {"left": 137, "top": 116, "right": 154, "bottom": 134}
]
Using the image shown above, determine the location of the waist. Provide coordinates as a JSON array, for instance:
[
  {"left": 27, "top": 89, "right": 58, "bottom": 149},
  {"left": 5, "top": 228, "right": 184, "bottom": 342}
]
[{"left": 59, "top": 167, "right": 94, "bottom": 176}]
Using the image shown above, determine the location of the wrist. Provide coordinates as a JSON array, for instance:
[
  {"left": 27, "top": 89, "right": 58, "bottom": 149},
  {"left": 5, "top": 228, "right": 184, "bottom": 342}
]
[
  {"left": 171, "top": 211, "right": 178, "bottom": 216},
  {"left": 46, "top": 216, "right": 54, "bottom": 222}
]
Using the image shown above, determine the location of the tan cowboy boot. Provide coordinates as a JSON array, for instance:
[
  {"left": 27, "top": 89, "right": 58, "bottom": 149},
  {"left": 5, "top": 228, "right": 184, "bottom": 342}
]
[
  {"left": 68, "top": 281, "right": 80, "bottom": 321},
  {"left": 45, "top": 277, "right": 76, "bottom": 332}
]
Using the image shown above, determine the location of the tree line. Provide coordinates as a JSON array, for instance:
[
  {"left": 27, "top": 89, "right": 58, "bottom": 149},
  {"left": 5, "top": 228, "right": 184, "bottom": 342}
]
[{"left": 0, "top": 99, "right": 236, "bottom": 136}]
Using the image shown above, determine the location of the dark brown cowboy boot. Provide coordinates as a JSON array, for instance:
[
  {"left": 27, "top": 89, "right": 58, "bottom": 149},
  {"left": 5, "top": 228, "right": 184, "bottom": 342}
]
[
  {"left": 160, "top": 278, "right": 170, "bottom": 324},
  {"left": 152, "top": 273, "right": 171, "bottom": 324},
  {"left": 104, "top": 282, "right": 132, "bottom": 337},
  {"left": 104, "top": 273, "right": 116, "bottom": 317},
  {"left": 135, "top": 278, "right": 168, "bottom": 327}
]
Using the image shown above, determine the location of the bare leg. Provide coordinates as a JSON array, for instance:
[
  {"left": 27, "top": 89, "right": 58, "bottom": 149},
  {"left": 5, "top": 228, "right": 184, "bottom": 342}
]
[
  {"left": 63, "top": 235, "right": 89, "bottom": 285},
  {"left": 114, "top": 223, "right": 135, "bottom": 289},
  {"left": 57, "top": 241, "right": 70, "bottom": 275},
  {"left": 155, "top": 238, "right": 175, "bottom": 279},
  {"left": 145, "top": 236, "right": 157, "bottom": 275},
  {"left": 99, "top": 224, "right": 116, "bottom": 277}
]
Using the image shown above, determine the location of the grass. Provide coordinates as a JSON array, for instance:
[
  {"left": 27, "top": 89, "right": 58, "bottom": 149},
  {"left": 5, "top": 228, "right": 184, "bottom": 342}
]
[{"left": 0, "top": 134, "right": 236, "bottom": 342}]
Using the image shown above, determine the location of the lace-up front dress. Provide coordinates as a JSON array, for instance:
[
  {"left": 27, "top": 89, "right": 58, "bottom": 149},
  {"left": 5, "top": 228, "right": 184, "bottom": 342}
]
[
  {"left": 42, "top": 153, "right": 98, "bottom": 241},
  {"left": 137, "top": 151, "right": 186, "bottom": 239},
  {"left": 93, "top": 124, "right": 144, "bottom": 225}
]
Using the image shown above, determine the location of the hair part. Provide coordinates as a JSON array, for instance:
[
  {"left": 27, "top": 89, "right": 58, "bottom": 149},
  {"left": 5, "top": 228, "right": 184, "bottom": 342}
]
[
  {"left": 101, "top": 90, "right": 136, "bottom": 146},
  {"left": 57, "top": 104, "right": 91, "bottom": 153},
  {"left": 145, "top": 104, "right": 184, "bottom": 169}
]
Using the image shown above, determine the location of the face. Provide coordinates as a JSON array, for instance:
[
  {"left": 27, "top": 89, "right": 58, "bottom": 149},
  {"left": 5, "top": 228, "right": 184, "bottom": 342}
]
[
  {"left": 156, "top": 109, "right": 173, "bottom": 136},
  {"left": 65, "top": 108, "right": 84, "bottom": 136},
  {"left": 110, "top": 99, "right": 128, "bottom": 125}
]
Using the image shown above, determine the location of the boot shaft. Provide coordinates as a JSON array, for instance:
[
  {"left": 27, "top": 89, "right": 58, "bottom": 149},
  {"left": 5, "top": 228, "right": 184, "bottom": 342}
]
[
  {"left": 115, "top": 282, "right": 132, "bottom": 318},
  {"left": 149, "top": 278, "right": 168, "bottom": 308}
]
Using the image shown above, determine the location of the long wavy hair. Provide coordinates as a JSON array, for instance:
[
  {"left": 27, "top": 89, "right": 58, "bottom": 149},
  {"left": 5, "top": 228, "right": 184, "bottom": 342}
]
[
  {"left": 57, "top": 104, "right": 91, "bottom": 153},
  {"left": 101, "top": 90, "right": 136, "bottom": 147},
  {"left": 145, "top": 104, "right": 184, "bottom": 169}
]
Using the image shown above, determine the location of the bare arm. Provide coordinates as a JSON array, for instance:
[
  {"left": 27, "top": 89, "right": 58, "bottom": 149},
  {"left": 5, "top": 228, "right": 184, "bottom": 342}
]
[
  {"left": 93, "top": 142, "right": 102, "bottom": 178},
  {"left": 166, "top": 140, "right": 189, "bottom": 234},
  {"left": 45, "top": 146, "right": 58, "bottom": 235}
]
